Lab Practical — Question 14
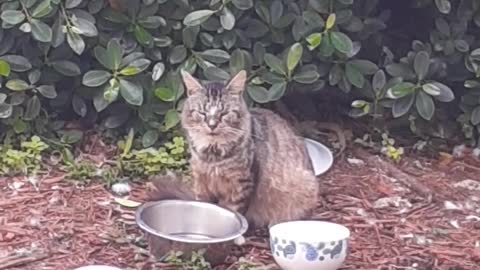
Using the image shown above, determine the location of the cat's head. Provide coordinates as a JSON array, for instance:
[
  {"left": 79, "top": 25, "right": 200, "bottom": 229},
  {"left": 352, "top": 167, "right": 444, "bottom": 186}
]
[{"left": 180, "top": 70, "right": 250, "bottom": 144}]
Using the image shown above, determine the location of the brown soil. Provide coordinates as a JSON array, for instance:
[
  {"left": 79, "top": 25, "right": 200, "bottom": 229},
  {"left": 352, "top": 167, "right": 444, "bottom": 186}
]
[{"left": 1, "top": 147, "right": 480, "bottom": 270}]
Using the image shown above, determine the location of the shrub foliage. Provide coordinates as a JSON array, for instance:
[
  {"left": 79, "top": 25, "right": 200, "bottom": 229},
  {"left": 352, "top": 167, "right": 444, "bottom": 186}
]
[{"left": 0, "top": 0, "right": 479, "bottom": 145}]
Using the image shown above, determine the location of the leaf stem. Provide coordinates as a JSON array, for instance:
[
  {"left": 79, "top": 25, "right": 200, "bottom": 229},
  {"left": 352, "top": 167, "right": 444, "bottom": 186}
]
[{"left": 59, "top": 2, "right": 72, "bottom": 28}]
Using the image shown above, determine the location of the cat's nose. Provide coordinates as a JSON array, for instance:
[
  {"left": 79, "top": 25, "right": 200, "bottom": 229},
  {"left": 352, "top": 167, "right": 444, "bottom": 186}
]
[{"left": 207, "top": 119, "right": 218, "bottom": 130}]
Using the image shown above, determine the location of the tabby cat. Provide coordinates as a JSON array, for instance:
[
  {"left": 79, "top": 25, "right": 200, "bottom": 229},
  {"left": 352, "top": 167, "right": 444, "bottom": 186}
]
[{"left": 149, "top": 70, "right": 319, "bottom": 227}]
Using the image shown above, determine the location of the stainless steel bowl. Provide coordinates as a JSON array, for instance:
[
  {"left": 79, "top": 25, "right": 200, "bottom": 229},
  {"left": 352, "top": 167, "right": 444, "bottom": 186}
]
[{"left": 135, "top": 200, "right": 248, "bottom": 244}]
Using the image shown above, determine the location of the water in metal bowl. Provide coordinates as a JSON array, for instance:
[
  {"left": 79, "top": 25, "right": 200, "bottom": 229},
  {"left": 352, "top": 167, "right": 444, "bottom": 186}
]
[
  {"left": 304, "top": 138, "right": 334, "bottom": 176},
  {"left": 135, "top": 200, "right": 248, "bottom": 244}
]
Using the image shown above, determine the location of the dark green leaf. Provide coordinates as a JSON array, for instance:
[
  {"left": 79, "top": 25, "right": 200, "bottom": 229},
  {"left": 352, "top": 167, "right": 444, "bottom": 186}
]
[
  {"left": 138, "top": 16, "right": 166, "bottom": 29},
  {"left": 94, "top": 92, "right": 112, "bottom": 112},
  {"left": 24, "top": 95, "right": 41, "bottom": 120},
  {"left": 287, "top": 42, "right": 303, "bottom": 72},
  {"left": 253, "top": 42, "right": 266, "bottom": 66},
  {"left": 61, "top": 130, "right": 83, "bottom": 144},
  {"left": 385, "top": 63, "right": 416, "bottom": 80},
  {"left": 104, "top": 113, "right": 129, "bottom": 129},
  {"left": 264, "top": 54, "right": 286, "bottom": 75},
  {"left": 37, "top": 85, "right": 57, "bottom": 99},
  {"left": 163, "top": 109, "right": 180, "bottom": 130},
  {"left": 52, "top": 17, "right": 65, "bottom": 47},
  {"left": 293, "top": 67, "right": 320, "bottom": 84},
  {"left": 270, "top": 0, "right": 283, "bottom": 25},
  {"left": 119, "top": 59, "right": 151, "bottom": 76},
  {"left": 471, "top": 106, "right": 480, "bottom": 125},
  {"left": 72, "top": 95, "right": 87, "bottom": 117},
  {"left": 464, "top": 80, "right": 480, "bottom": 89},
  {"left": 230, "top": 49, "right": 246, "bottom": 75},
  {"left": 184, "top": 10, "right": 215, "bottom": 26},
  {"left": 152, "top": 62, "right": 165, "bottom": 81},
  {"left": 119, "top": 79, "right": 143, "bottom": 106},
  {"left": 330, "top": 31, "right": 353, "bottom": 54},
  {"left": 348, "top": 60, "right": 378, "bottom": 75},
  {"left": 392, "top": 94, "right": 415, "bottom": 118},
  {"left": 154, "top": 87, "right": 175, "bottom": 102},
  {"left": 0, "top": 60, "right": 11, "bottom": 77},
  {"left": 435, "top": 0, "right": 451, "bottom": 14},
  {"left": 414, "top": 51, "right": 429, "bottom": 80},
  {"left": 74, "top": 18, "right": 98, "bottom": 37},
  {"left": 1, "top": 10, "right": 26, "bottom": 25},
  {"left": 199, "top": 49, "right": 230, "bottom": 64},
  {"left": 65, "top": 0, "right": 82, "bottom": 9},
  {"left": 134, "top": 25, "right": 153, "bottom": 46},
  {"left": 204, "top": 66, "right": 230, "bottom": 81},
  {"left": 82, "top": 70, "right": 111, "bottom": 87},
  {"left": 318, "top": 33, "right": 334, "bottom": 57},
  {"left": 0, "top": 104, "right": 13, "bottom": 119},
  {"left": 0, "top": 55, "right": 32, "bottom": 72},
  {"left": 372, "top": 70, "right": 386, "bottom": 92},
  {"left": 232, "top": 0, "right": 253, "bottom": 10},
  {"left": 422, "top": 83, "right": 441, "bottom": 96},
  {"left": 10, "top": 93, "right": 26, "bottom": 106},
  {"left": 30, "top": 19, "right": 52, "bottom": 42},
  {"left": 94, "top": 46, "right": 114, "bottom": 70},
  {"left": 142, "top": 130, "right": 159, "bottom": 148},
  {"left": 247, "top": 85, "right": 270, "bottom": 103},
  {"left": 220, "top": 7, "right": 235, "bottom": 30},
  {"left": 32, "top": 0, "right": 52, "bottom": 18},
  {"left": 269, "top": 82, "right": 287, "bottom": 101},
  {"left": 329, "top": 64, "right": 343, "bottom": 86},
  {"left": 245, "top": 19, "right": 269, "bottom": 38},
  {"left": 387, "top": 82, "right": 416, "bottom": 99},
  {"left": 108, "top": 39, "right": 123, "bottom": 70},
  {"left": 182, "top": 26, "right": 199, "bottom": 48},
  {"left": 435, "top": 18, "right": 450, "bottom": 36},
  {"left": 51, "top": 60, "right": 81, "bottom": 76},
  {"left": 416, "top": 91, "right": 435, "bottom": 120},
  {"left": 6, "top": 79, "right": 30, "bottom": 91},
  {"left": 13, "top": 119, "right": 27, "bottom": 134},
  {"left": 169, "top": 45, "right": 187, "bottom": 64},
  {"left": 260, "top": 71, "right": 285, "bottom": 84},
  {"left": 454, "top": 40, "right": 469, "bottom": 53},
  {"left": 345, "top": 63, "right": 365, "bottom": 88},
  {"left": 67, "top": 30, "right": 85, "bottom": 55},
  {"left": 431, "top": 82, "right": 454, "bottom": 102}
]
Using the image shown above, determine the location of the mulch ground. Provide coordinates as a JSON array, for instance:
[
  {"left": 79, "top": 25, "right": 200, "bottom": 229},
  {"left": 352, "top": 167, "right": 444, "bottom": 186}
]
[{"left": 1, "top": 146, "right": 480, "bottom": 270}]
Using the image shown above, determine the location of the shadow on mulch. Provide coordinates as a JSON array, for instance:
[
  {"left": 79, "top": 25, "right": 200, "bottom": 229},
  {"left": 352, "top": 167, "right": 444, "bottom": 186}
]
[{"left": 1, "top": 147, "right": 480, "bottom": 270}]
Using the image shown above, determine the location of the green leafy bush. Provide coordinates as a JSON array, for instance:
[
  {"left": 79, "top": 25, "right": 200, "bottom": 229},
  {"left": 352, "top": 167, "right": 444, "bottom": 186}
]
[
  {"left": 0, "top": 135, "right": 48, "bottom": 175},
  {"left": 0, "top": 0, "right": 479, "bottom": 146}
]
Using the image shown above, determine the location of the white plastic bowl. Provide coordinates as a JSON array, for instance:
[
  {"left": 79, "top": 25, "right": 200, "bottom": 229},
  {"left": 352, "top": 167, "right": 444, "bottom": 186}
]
[
  {"left": 269, "top": 221, "right": 350, "bottom": 270},
  {"left": 304, "top": 138, "right": 333, "bottom": 176}
]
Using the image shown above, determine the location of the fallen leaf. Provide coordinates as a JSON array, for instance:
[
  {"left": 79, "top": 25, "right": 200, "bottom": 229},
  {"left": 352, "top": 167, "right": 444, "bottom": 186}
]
[
  {"left": 114, "top": 197, "right": 141, "bottom": 208},
  {"left": 438, "top": 152, "right": 453, "bottom": 166}
]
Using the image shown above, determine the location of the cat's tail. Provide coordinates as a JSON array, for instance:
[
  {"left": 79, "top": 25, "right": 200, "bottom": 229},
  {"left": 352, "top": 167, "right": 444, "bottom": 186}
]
[{"left": 147, "top": 171, "right": 195, "bottom": 201}]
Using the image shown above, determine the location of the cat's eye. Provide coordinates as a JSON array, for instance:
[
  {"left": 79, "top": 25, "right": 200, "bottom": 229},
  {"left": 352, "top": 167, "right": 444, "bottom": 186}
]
[{"left": 191, "top": 110, "right": 206, "bottom": 118}]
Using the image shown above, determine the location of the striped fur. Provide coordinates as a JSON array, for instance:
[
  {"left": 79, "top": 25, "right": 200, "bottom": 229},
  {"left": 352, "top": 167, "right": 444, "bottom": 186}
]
[{"left": 153, "top": 70, "right": 319, "bottom": 227}]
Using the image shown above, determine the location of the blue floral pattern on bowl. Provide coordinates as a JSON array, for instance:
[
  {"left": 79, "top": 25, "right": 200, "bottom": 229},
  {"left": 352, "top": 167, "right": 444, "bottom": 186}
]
[{"left": 270, "top": 238, "right": 349, "bottom": 262}]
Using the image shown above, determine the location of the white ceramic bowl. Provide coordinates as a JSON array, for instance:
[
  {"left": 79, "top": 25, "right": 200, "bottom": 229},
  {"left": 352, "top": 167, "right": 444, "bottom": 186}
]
[{"left": 269, "top": 221, "right": 350, "bottom": 270}]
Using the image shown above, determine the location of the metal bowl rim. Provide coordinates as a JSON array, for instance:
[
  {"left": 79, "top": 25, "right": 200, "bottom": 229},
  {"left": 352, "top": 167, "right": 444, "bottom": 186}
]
[{"left": 135, "top": 200, "right": 249, "bottom": 244}]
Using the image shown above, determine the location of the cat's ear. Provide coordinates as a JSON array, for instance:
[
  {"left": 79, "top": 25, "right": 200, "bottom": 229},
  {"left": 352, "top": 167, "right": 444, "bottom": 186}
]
[
  {"left": 181, "top": 69, "right": 203, "bottom": 96},
  {"left": 225, "top": 70, "right": 247, "bottom": 95}
]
